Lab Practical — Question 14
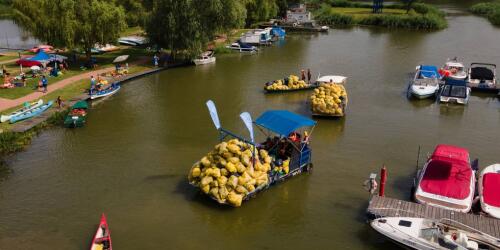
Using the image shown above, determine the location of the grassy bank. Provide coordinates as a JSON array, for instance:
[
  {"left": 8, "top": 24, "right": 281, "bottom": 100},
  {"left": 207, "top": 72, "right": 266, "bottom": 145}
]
[
  {"left": 315, "top": 2, "right": 447, "bottom": 30},
  {"left": 470, "top": 1, "right": 500, "bottom": 26}
]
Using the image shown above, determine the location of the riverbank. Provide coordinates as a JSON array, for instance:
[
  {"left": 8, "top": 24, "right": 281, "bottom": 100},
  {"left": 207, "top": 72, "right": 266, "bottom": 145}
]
[
  {"left": 470, "top": 2, "right": 500, "bottom": 26},
  {"left": 315, "top": 2, "right": 447, "bottom": 30}
]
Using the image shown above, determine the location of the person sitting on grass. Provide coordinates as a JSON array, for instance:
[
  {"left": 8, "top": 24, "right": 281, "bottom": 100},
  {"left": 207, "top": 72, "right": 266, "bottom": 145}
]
[{"left": 1, "top": 73, "right": 14, "bottom": 88}]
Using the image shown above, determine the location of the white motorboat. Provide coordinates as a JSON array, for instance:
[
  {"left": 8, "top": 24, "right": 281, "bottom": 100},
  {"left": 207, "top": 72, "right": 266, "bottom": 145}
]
[
  {"left": 225, "top": 41, "right": 258, "bottom": 53},
  {"left": 193, "top": 51, "right": 216, "bottom": 66},
  {"left": 240, "top": 29, "right": 272, "bottom": 45},
  {"left": 316, "top": 75, "right": 347, "bottom": 85},
  {"left": 440, "top": 59, "right": 468, "bottom": 81},
  {"left": 409, "top": 65, "right": 442, "bottom": 99},
  {"left": 0, "top": 99, "right": 43, "bottom": 123},
  {"left": 468, "top": 63, "right": 497, "bottom": 90},
  {"left": 414, "top": 144, "right": 475, "bottom": 213},
  {"left": 439, "top": 78, "right": 471, "bottom": 105},
  {"left": 371, "top": 217, "right": 500, "bottom": 250},
  {"left": 479, "top": 164, "right": 500, "bottom": 219}
]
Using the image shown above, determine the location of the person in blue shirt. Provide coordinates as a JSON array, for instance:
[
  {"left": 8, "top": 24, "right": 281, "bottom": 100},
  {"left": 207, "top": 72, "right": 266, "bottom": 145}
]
[
  {"left": 153, "top": 54, "right": 159, "bottom": 67},
  {"left": 41, "top": 75, "right": 48, "bottom": 93}
]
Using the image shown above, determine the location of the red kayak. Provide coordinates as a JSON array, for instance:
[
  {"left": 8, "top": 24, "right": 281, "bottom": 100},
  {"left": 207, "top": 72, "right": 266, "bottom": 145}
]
[{"left": 90, "top": 214, "right": 112, "bottom": 250}]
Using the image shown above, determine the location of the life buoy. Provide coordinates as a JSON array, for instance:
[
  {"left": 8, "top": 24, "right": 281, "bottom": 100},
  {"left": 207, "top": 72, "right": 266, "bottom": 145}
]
[{"left": 293, "top": 23, "right": 298, "bottom": 27}]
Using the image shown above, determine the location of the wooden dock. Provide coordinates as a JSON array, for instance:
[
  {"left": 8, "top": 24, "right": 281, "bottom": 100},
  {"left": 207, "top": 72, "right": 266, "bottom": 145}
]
[{"left": 367, "top": 196, "right": 500, "bottom": 240}]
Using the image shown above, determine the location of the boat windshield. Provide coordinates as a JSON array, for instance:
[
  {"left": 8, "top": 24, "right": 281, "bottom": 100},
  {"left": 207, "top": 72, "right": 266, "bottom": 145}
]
[{"left": 441, "top": 85, "right": 467, "bottom": 98}]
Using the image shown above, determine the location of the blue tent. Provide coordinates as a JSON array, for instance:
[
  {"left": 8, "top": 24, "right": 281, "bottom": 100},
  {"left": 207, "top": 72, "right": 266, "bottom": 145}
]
[
  {"left": 419, "top": 65, "right": 440, "bottom": 78},
  {"left": 255, "top": 110, "right": 316, "bottom": 136},
  {"left": 29, "top": 50, "right": 51, "bottom": 62}
]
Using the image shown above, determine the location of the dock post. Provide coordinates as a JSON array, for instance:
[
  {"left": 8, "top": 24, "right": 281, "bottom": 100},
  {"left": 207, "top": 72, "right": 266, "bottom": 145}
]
[{"left": 379, "top": 166, "right": 387, "bottom": 196}]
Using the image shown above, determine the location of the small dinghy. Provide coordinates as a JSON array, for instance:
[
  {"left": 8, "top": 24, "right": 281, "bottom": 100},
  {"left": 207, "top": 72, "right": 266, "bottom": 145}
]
[
  {"left": 371, "top": 217, "right": 500, "bottom": 250},
  {"left": 414, "top": 144, "right": 476, "bottom": 213},
  {"left": 479, "top": 164, "right": 500, "bottom": 219},
  {"left": 90, "top": 214, "right": 112, "bottom": 250},
  {"left": 9, "top": 100, "right": 53, "bottom": 124},
  {"left": 1, "top": 99, "right": 43, "bottom": 123},
  {"left": 90, "top": 83, "right": 120, "bottom": 100},
  {"left": 409, "top": 65, "right": 442, "bottom": 99},
  {"left": 64, "top": 100, "right": 88, "bottom": 128}
]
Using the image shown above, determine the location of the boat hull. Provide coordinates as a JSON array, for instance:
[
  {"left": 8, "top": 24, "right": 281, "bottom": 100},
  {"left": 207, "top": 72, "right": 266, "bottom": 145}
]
[
  {"left": 193, "top": 57, "right": 216, "bottom": 65},
  {"left": 410, "top": 86, "right": 438, "bottom": 99},
  {"left": 479, "top": 164, "right": 500, "bottom": 219},
  {"left": 9, "top": 101, "right": 53, "bottom": 124},
  {"left": 90, "top": 85, "right": 121, "bottom": 100},
  {"left": 1, "top": 99, "right": 44, "bottom": 123},
  {"left": 64, "top": 115, "right": 86, "bottom": 128},
  {"left": 90, "top": 214, "right": 112, "bottom": 250},
  {"left": 371, "top": 218, "right": 437, "bottom": 250}
]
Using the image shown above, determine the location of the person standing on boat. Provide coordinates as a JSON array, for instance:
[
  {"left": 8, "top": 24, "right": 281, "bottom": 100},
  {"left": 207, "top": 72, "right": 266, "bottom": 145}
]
[
  {"left": 307, "top": 69, "right": 312, "bottom": 83},
  {"left": 41, "top": 75, "right": 48, "bottom": 93},
  {"left": 90, "top": 75, "right": 96, "bottom": 94},
  {"left": 301, "top": 70, "right": 306, "bottom": 81}
]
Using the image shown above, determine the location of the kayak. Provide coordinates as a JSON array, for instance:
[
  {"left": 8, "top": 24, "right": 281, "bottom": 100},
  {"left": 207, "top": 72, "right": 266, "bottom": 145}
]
[
  {"left": 0, "top": 99, "right": 43, "bottom": 123},
  {"left": 90, "top": 214, "right": 112, "bottom": 250},
  {"left": 90, "top": 84, "right": 120, "bottom": 100},
  {"left": 9, "top": 100, "right": 53, "bottom": 124},
  {"left": 64, "top": 100, "right": 88, "bottom": 128}
]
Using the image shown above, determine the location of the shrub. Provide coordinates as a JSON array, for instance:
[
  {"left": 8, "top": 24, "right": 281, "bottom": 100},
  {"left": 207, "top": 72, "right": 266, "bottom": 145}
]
[{"left": 470, "top": 2, "right": 500, "bottom": 26}]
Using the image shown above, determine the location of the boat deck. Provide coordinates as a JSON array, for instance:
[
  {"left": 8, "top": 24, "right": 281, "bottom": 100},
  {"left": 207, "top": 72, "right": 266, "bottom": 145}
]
[{"left": 367, "top": 195, "right": 500, "bottom": 239}]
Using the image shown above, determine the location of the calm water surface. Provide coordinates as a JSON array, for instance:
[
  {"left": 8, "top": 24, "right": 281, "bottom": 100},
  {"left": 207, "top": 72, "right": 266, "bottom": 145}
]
[
  {"left": 0, "top": 19, "right": 38, "bottom": 52},
  {"left": 1, "top": 2, "right": 499, "bottom": 249}
]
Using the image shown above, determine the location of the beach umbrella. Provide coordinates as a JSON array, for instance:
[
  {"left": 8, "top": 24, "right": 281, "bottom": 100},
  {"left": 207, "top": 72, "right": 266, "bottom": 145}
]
[{"left": 113, "top": 55, "right": 129, "bottom": 63}]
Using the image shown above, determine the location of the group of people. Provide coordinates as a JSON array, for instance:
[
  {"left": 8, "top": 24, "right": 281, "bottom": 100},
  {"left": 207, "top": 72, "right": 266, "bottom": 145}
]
[
  {"left": 260, "top": 131, "right": 310, "bottom": 162},
  {"left": 0, "top": 60, "right": 69, "bottom": 91},
  {"left": 301, "top": 69, "right": 313, "bottom": 83}
]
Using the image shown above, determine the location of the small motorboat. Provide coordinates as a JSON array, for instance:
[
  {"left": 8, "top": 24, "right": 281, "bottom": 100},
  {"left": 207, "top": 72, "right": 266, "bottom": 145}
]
[
  {"left": 193, "top": 51, "right": 216, "bottom": 66},
  {"left": 225, "top": 41, "right": 258, "bottom": 53},
  {"left": 371, "top": 217, "right": 500, "bottom": 250},
  {"left": 479, "top": 164, "right": 500, "bottom": 219},
  {"left": 90, "top": 83, "right": 121, "bottom": 100},
  {"left": 1, "top": 99, "right": 43, "bottom": 123},
  {"left": 414, "top": 144, "right": 476, "bottom": 213},
  {"left": 409, "top": 65, "right": 442, "bottom": 99},
  {"left": 468, "top": 63, "right": 497, "bottom": 90},
  {"left": 439, "top": 78, "right": 471, "bottom": 105},
  {"left": 90, "top": 214, "right": 112, "bottom": 250},
  {"left": 64, "top": 100, "right": 88, "bottom": 128},
  {"left": 10, "top": 100, "right": 54, "bottom": 124},
  {"left": 439, "top": 58, "right": 468, "bottom": 81}
]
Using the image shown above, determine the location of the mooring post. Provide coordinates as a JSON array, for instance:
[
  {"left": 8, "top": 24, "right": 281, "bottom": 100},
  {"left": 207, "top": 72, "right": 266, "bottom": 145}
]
[{"left": 379, "top": 165, "right": 387, "bottom": 196}]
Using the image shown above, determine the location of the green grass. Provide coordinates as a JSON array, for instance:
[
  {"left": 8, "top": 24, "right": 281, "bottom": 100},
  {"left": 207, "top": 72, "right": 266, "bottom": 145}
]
[
  {"left": 121, "top": 26, "right": 145, "bottom": 37},
  {"left": 470, "top": 1, "right": 500, "bottom": 26},
  {"left": 0, "top": 3, "right": 12, "bottom": 19},
  {"left": 315, "top": 3, "right": 447, "bottom": 30}
]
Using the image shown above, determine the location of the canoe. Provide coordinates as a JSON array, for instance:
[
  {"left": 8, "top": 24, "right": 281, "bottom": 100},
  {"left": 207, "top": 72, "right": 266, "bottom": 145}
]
[
  {"left": 64, "top": 100, "right": 88, "bottom": 128},
  {"left": 90, "top": 214, "right": 112, "bottom": 250},
  {"left": 1, "top": 99, "right": 44, "bottom": 123},
  {"left": 9, "top": 101, "right": 53, "bottom": 124},
  {"left": 90, "top": 84, "right": 120, "bottom": 100},
  {"left": 264, "top": 84, "right": 318, "bottom": 93}
]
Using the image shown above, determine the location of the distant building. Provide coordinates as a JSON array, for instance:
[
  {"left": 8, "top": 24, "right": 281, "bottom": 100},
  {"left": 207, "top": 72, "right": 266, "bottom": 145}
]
[{"left": 286, "top": 4, "right": 312, "bottom": 23}]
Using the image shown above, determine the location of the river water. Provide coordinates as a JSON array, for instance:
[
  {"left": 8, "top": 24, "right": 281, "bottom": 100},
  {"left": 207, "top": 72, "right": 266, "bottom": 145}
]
[{"left": 1, "top": 2, "right": 499, "bottom": 249}]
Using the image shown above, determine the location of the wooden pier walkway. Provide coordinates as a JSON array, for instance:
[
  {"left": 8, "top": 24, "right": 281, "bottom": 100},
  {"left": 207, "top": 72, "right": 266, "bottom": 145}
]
[{"left": 367, "top": 196, "right": 500, "bottom": 240}]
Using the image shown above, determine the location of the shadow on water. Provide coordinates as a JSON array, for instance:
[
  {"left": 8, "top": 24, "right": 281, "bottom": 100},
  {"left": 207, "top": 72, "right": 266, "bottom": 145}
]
[
  {"left": 408, "top": 98, "right": 437, "bottom": 109},
  {"left": 439, "top": 104, "right": 466, "bottom": 116},
  {"left": 173, "top": 178, "right": 235, "bottom": 211},
  {"left": 0, "top": 161, "right": 12, "bottom": 181}
]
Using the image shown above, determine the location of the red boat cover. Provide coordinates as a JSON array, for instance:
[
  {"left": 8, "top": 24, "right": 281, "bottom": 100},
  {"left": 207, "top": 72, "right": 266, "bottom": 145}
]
[
  {"left": 16, "top": 59, "right": 42, "bottom": 67},
  {"left": 483, "top": 173, "right": 500, "bottom": 207},
  {"left": 420, "top": 145, "right": 472, "bottom": 200},
  {"left": 431, "top": 144, "right": 469, "bottom": 164}
]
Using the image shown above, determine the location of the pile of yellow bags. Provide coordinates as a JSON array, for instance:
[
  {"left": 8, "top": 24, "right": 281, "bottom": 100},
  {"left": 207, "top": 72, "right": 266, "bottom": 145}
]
[
  {"left": 310, "top": 83, "right": 348, "bottom": 116},
  {"left": 273, "top": 159, "right": 290, "bottom": 175},
  {"left": 188, "top": 139, "right": 272, "bottom": 207},
  {"left": 265, "top": 75, "right": 309, "bottom": 91}
]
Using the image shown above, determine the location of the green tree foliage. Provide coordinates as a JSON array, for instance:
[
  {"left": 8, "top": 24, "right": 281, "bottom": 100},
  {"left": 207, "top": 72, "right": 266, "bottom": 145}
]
[
  {"left": 245, "top": 0, "right": 278, "bottom": 26},
  {"left": 146, "top": 0, "right": 247, "bottom": 59},
  {"left": 12, "top": 0, "right": 126, "bottom": 59},
  {"left": 470, "top": 1, "right": 500, "bottom": 26}
]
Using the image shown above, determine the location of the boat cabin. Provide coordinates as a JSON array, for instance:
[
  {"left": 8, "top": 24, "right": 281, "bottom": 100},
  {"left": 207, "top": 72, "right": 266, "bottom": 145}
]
[{"left": 286, "top": 4, "right": 312, "bottom": 23}]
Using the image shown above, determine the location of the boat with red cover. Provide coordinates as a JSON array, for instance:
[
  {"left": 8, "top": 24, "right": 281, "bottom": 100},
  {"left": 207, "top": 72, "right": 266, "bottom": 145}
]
[
  {"left": 414, "top": 144, "right": 476, "bottom": 213},
  {"left": 479, "top": 164, "right": 500, "bottom": 219},
  {"left": 90, "top": 214, "right": 112, "bottom": 250}
]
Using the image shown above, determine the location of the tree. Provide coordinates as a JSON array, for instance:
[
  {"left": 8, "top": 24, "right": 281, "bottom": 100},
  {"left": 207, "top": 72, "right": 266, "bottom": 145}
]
[
  {"left": 146, "top": 0, "right": 202, "bottom": 60},
  {"left": 12, "top": 0, "right": 126, "bottom": 60},
  {"left": 113, "top": 0, "right": 148, "bottom": 27},
  {"left": 401, "top": 0, "right": 417, "bottom": 14},
  {"left": 245, "top": 0, "right": 278, "bottom": 26},
  {"left": 194, "top": 0, "right": 246, "bottom": 41}
]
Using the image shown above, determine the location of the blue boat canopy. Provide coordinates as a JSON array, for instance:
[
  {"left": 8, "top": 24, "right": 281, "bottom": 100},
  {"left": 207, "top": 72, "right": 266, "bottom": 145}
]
[
  {"left": 255, "top": 110, "right": 316, "bottom": 136},
  {"left": 419, "top": 65, "right": 440, "bottom": 78}
]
